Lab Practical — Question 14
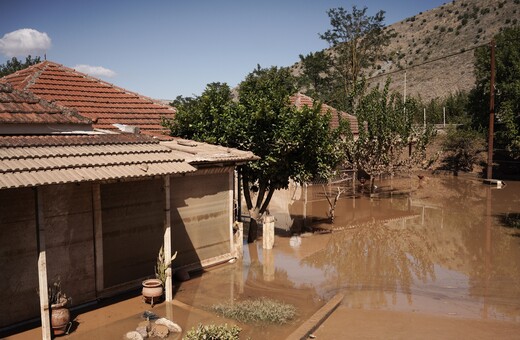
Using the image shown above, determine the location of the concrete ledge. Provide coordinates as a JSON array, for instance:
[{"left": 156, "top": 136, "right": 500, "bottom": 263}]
[{"left": 286, "top": 293, "right": 344, "bottom": 340}]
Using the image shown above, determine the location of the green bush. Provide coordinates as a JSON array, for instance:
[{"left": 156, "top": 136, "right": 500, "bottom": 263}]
[
  {"left": 212, "top": 298, "right": 296, "bottom": 325},
  {"left": 441, "top": 127, "right": 485, "bottom": 173},
  {"left": 183, "top": 324, "right": 241, "bottom": 340}
]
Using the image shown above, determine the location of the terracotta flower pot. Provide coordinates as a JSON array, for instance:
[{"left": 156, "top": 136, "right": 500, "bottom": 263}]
[
  {"left": 142, "top": 279, "right": 163, "bottom": 307},
  {"left": 51, "top": 298, "right": 70, "bottom": 336}
]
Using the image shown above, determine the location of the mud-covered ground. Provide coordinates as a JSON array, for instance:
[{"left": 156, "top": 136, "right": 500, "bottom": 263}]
[{"left": 8, "top": 176, "right": 520, "bottom": 339}]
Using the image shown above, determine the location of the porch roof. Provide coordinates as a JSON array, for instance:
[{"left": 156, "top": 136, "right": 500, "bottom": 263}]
[{"left": 0, "top": 134, "right": 196, "bottom": 190}]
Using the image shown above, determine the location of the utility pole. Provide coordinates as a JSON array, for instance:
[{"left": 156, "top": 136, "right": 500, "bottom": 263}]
[
  {"left": 486, "top": 40, "right": 496, "bottom": 180},
  {"left": 403, "top": 71, "right": 407, "bottom": 103}
]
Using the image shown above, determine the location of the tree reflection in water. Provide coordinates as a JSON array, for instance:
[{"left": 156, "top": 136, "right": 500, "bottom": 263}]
[{"left": 302, "top": 218, "right": 436, "bottom": 307}]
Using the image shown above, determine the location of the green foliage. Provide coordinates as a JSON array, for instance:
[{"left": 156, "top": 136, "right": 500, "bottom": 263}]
[
  {"left": 155, "top": 246, "right": 177, "bottom": 286},
  {"left": 298, "top": 51, "right": 335, "bottom": 103},
  {"left": 417, "top": 91, "right": 471, "bottom": 125},
  {"left": 347, "top": 79, "right": 435, "bottom": 179},
  {"left": 212, "top": 298, "right": 296, "bottom": 325},
  {"left": 319, "top": 6, "right": 393, "bottom": 112},
  {"left": 164, "top": 66, "right": 347, "bottom": 225},
  {"left": 0, "top": 55, "right": 41, "bottom": 78},
  {"left": 502, "top": 213, "right": 520, "bottom": 229},
  {"left": 441, "top": 127, "right": 485, "bottom": 172},
  {"left": 183, "top": 324, "right": 241, "bottom": 340},
  {"left": 165, "top": 83, "right": 238, "bottom": 146},
  {"left": 470, "top": 27, "right": 520, "bottom": 159},
  {"left": 237, "top": 66, "right": 348, "bottom": 211}
]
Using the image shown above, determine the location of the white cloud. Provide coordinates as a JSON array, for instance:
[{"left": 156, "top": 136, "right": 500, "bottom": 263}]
[
  {"left": 74, "top": 64, "right": 116, "bottom": 78},
  {"left": 0, "top": 28, "right": 51, "bottom": 57}
]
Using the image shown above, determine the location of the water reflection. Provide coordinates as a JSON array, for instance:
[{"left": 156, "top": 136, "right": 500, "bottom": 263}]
[
  {"left": 176, "top": 177, "right": 520, "bottom": 333},
  {"left": 302, "top": 219, "right": 436, "bottom": 307}
]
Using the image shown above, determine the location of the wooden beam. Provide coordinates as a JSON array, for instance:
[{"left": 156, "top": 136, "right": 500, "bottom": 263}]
[
  {"left": 229, "top": 169, "right": 234, "bottom": 254},
  {"left": 163, "top": 176, "right": 173, "bottom": 302},
  {"left": 92, "top": 183, "right": 104, "bottom": 293},
  {"left": 35, "top": 187, "right": 51, "bottom": 340}
]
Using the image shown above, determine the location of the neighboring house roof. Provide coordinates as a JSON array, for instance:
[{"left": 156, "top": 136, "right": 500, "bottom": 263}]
[
  {"left": 161, "top": 139, "right": 259, "bottom": 165},
  {"left": 0, "top": 61, "right": 175, "bottom": 139},
  {"left": 290, "top": 93, "right": 359, "bottom": 134},
  {"left": 0, "top": 83, "right": 93, "bottom": 134},
  {"left": 0, "top": 134, "right": 196, "bottom": 190},
  {"left": 0, "top": 84, "right": 195, "bottom": 190}
]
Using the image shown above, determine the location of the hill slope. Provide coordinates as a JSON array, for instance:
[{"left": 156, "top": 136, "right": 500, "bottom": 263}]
[{"left": 293, "top": 0, "right": 520, "bottom": 102}]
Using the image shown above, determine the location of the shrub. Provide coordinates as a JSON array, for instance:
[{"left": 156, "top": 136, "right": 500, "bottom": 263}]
[
  {"left": 212, "top": 298, "right": 297, "bottom": 325},
  {"left": 183, "top": 324, "right": 241, "bottom": 340},
  {"left": 441, "top": 127, "right": 485, "bottom": 173}
]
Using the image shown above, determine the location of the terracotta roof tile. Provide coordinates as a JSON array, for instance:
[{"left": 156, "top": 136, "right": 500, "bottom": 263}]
[
  {"left": 290, "top": 93, "right": 359, "bottom": 134},
  {"left": 1, "top": 61, "right": 175, "bottom": 137},
  {"left": 0, "top": 83, "right": 90, "bottom": 125}
]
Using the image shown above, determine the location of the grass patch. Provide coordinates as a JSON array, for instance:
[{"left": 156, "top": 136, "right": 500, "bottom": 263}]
[
  {"left": 183, "top": 324, "right": 241, "bottom": 340},
  {"left": 212, "top": 298, "right": 297, "bottom": 324},
  {"left": 502, "top": 213, "right": 520, "bottom": 229}
]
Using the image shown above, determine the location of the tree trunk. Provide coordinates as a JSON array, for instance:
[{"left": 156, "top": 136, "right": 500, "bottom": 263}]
[
  {"left": 242, "top": 174, "right": 277, "bottom": 243},
  {"left": 247, "top": 207, "right": 260, "bottom": 243}
]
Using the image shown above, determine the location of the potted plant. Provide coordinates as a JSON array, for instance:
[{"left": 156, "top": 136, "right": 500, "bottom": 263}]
[
  {"left": 48, "top": 278, "right": 71, "bottom": 336},
  {"left": 142, "top": 246, "right": 177, "bottom": 307}
]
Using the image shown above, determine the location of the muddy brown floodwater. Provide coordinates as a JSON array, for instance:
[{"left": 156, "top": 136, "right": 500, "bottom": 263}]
[
  {"left": 175, "top": 176, "right": 520, "bottom": 339},
  {"left": 8, "top": 176, "right": 520, "bottom": 339}
]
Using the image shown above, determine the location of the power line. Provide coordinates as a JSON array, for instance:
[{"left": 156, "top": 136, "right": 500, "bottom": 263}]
[{"left": 367, "top": 42, "right": 488, "bottom": 81}]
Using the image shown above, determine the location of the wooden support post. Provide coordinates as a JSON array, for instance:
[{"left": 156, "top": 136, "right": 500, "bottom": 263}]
[
  {"left": 303, "top": 183, "right": 308, "bottom": 228},
  {"left": 163, "top": 176, "right": 173, "bottom": 302},
  {"left": 229, "top": 170, "right": 235, "bottom": 254},
  {"left": 35, "top": 188, "right": 51, "bottom": 340},
  {"left": 92, "top": 183, "right": 104, "bottom": 293}
]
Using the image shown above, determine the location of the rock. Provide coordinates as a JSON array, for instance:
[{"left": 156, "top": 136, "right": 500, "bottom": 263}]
[
  {"left": 135, "top": 326, "right": 148, "bottom": 338},
  {"left": 138, "top": 320, "right": 151, "bottom": 332},
  {"left": 124, "top": 331, "right": 144, "bottom": 340},
  {"left": 150, "top": 324, "right": 169, "bottom": 339},
  {"left": 135, "top": 320, "right": 150, "bottom": 338},
  {"left": 155, "top": 317, "right": 182, "bottom": 333}
]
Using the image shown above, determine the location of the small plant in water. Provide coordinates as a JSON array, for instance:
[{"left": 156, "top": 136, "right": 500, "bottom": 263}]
[
  {"left": 212, "top": 297, "right": 296, "bottom": 324},
  {"left": 503, "top": 213, "right": 520, "bottom": 229},
  {"left": 183, "top": 323, "right": 241, "bottom": 340}
]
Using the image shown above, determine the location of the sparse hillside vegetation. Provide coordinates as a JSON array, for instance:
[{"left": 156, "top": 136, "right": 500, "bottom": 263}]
[{"left": 291, "top": 0, "right": 520, "bottom": 102}]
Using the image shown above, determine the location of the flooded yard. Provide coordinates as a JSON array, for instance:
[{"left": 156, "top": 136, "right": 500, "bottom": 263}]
[
  {"left": 8, "top": 176, "right": 520, "bottom": 339},
  {"left": 176, "top": 176, "right": 520, "bottom": 338}
]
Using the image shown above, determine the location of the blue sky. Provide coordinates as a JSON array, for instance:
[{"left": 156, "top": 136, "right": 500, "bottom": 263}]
[{"left": 1, "top": 0, "right": 447, "bottom": 100}]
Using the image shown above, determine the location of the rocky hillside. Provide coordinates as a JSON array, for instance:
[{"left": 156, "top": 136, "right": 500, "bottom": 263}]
[{"left": 293, "top": 0, "right": 520, "bottom": 102}]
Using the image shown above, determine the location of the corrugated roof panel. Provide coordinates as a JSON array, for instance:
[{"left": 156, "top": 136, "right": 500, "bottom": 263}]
[{"left": 0, "top": 161, "right": 196, "bottom": 190}]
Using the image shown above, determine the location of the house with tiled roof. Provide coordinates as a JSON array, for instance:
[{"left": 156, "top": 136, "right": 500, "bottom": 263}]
[
  {"left": 290, "top": 92, "right": 359, "bottom": 135},
  {"left": 0, "top": 82, "right": 256, "bottom": 338},
  {"left": 0, "top": 61, "right": 175, "bottom": 139}
]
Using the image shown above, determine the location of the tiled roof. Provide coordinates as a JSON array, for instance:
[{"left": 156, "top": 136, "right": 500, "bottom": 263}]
[
  {"left": 1, "top": 61, "right": 175, "bottom": 138},
  {"left": 0, "top": 83, "right": 90, "bottom": 125},
  {"left": 290, "top": 93, "right": 359, "bottom": 134},
  {"left": 161, "top": 139, "right": 259, "bottom": 164},
  {"left": 0, "top": 134, "right": 196, "bottom": 190}
]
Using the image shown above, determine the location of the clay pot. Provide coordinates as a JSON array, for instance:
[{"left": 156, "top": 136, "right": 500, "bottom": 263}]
[
  {"left": 51, "top": 298, "right": 70, "bottom": 336},
  {"left": 142, "top": 279, "right": 163, "bottom": 307}
]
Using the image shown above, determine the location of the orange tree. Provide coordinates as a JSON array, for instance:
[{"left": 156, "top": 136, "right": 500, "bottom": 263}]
[{"left": 165, "top": 66, "right": 348, "bottom": 241}]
